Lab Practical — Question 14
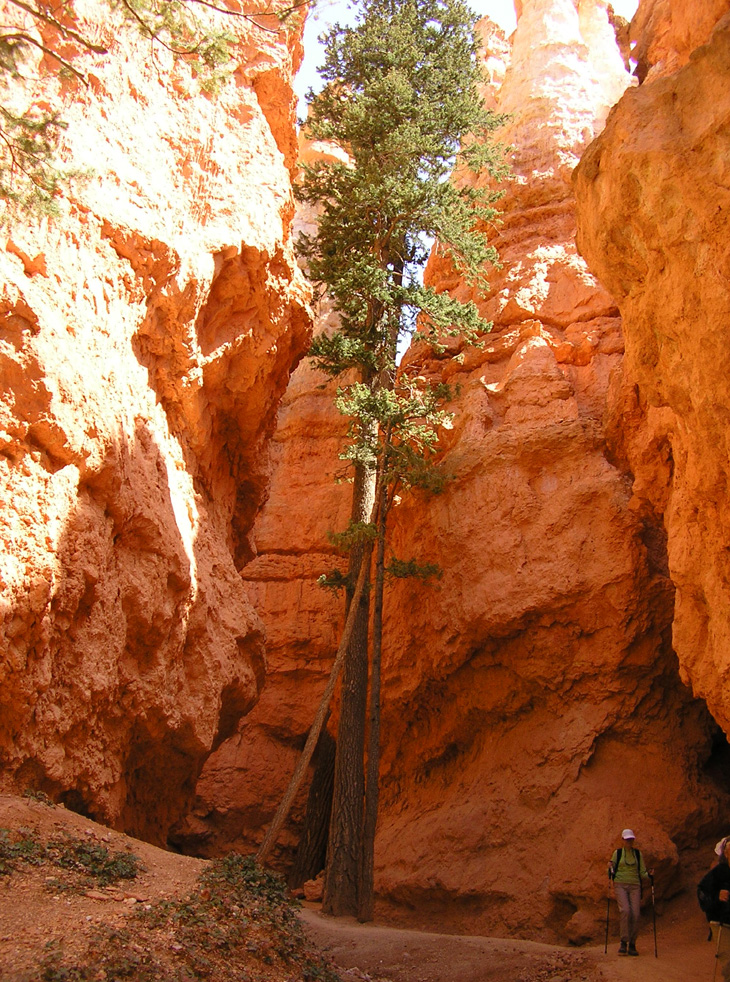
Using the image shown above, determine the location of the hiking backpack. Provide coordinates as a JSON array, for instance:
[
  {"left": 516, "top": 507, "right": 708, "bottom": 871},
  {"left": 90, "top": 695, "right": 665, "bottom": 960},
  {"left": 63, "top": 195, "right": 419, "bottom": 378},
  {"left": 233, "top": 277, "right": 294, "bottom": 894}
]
[{"left": 611, "top": 847, "right": 644, "bottom": 894}]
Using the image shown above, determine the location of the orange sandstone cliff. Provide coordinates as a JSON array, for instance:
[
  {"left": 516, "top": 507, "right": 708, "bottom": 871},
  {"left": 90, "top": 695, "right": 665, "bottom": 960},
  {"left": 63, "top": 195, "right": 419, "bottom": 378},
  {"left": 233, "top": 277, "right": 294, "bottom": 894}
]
[
  {"left": 371, "top": 0, "right": 729, "bottom": 939},
  {"left": 0, "top": 1, "right": 311, "bottom": 842},
  {"left": 184, "top": 0, "right": 730, "bottom": 943},
  {"left": 3, "top": 0, "right": 730, "bottom": 951},
  {"left": 172, "top": 141, "right": 352, "bottom": 859},
  {"left": 575, "top": 1, "right": 730, "bottom": 749}
]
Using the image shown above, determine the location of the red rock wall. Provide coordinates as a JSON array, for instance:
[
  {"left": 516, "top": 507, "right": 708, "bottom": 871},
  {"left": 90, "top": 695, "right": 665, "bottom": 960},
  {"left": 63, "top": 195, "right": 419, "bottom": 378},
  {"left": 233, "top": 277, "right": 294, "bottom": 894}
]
[
  {"left": 188, "top": 0, "right": 730, "bottom": 943},
  {"left": 575, "top": 2, "right": 730, "bottom": 743},
  {"left": 174, "top": 170, "right": 352, "bottom": 857},
  {"left": 12, "top": 0, "right": 725, "bottom": 945},
  {"left": 0, "top": 1, "right": 311, "bottom": 842},
  {"left": 371, "top": 0, "right": 729, "bottom": 940}
]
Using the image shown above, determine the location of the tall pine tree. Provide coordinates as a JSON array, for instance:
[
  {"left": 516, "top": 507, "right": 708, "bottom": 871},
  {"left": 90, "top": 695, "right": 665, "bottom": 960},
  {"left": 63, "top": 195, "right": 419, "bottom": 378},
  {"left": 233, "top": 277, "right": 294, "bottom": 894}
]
[{"left": 297, "top": 0, "right": 506, "bottom": 919}]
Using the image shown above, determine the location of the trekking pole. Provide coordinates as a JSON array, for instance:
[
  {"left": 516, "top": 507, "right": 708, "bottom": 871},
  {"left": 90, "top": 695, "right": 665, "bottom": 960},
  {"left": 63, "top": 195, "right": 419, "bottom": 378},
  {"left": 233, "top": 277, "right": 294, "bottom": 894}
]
[
  {"left": 605, "top": 866, "right": 612, "bottom": 954},
  {"left": 650, "top": 873, "right": 658, "bottom": 958},
  {"left": 713, "top": 923, "right": 722, "bottom": 982}
]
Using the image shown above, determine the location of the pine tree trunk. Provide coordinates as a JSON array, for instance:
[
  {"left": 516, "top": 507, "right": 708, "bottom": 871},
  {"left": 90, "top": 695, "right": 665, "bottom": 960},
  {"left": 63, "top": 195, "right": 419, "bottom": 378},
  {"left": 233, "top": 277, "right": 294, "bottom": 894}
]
[
  {"left": 358, "top": 473, "right": 387, "bottom": 922},
  {"left": 288, "top": 727, "right": 335, "bottom": 889},
  {"left": 322, "top": 457, "right": 376, "bottom": 916},
  {"left": 256, "top": 554, "right": 373, "bottom": 867}
]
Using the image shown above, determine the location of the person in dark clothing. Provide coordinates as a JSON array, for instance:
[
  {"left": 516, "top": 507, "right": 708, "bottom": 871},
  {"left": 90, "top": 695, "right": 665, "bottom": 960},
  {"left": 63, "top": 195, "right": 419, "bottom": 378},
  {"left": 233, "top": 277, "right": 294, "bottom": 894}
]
[
  {"left": 699, "top": 838, "right": 730, "bottom": 925},
  {"left": 698, "top": 839, "right": 730, "bottom": 982}
]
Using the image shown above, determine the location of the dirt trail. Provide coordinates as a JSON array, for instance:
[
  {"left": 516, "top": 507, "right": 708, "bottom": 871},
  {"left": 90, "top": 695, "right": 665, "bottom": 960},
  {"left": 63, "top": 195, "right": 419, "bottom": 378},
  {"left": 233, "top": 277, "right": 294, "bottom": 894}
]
[{"left": 300, "top": 898, "right": 717, "bottom": 982}]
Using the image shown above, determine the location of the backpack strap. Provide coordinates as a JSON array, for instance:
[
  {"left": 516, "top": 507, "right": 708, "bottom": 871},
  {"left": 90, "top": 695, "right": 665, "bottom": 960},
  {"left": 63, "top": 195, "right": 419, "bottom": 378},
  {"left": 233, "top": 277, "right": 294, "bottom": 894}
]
[
  {"left": 612, "top": 847, "right": 622, "bottom": 878},
  {"left": 614, "top": 847, "right": 643, "bottom": 884}
]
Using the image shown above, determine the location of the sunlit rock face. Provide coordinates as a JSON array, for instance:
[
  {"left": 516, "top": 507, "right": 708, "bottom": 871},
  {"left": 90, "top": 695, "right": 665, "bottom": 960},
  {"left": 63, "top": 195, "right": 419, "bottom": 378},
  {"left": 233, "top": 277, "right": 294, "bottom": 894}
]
[
  {"left": 181, "top": 0, "right": 730, "bottom": 942},
  {"left": 0, "top": 0, "right": 310, "bottom": 842},
  {"left": 629, "top": 0, "right": 730, "bottom": 80},
  {"left": 371, "top": 0, "right": 729, "bottom": 941},
  {"left": 172, "top": 320, "right": 352, "bottom": 857},
  {"left": 172, "top": 137, "right": 353, "bottom": 859},
  {"left": 575, "top": 4, "right": 730, "bottom": 748}
]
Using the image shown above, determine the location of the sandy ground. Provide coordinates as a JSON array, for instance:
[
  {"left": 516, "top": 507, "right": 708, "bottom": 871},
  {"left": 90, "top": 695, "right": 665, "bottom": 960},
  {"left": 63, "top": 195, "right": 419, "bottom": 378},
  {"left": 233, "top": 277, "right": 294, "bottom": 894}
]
[
  {"left": 0, "top": 794, "right": 207, "bottom": 979},
  {"left": 299, "top": 894, "right": 719, "bottom": 982},
  {"left": 0, "top": 794, "right": 719, "bottom": 982}
]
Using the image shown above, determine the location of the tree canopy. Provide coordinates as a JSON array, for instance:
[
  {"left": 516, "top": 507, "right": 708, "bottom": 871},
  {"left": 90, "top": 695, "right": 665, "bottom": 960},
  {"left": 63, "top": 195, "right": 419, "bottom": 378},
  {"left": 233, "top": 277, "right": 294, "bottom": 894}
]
[{"left": 299, "top": 0, "right": 506, "bottom": 382}]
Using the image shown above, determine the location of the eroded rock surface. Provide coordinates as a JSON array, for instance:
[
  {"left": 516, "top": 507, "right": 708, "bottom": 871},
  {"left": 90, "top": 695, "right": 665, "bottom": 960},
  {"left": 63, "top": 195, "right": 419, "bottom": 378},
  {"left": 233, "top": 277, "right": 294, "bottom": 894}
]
[
  {"left": 630, "top": 0, "right": 730, "bottom": 81},
  {"left": 0, "top": 0, "right": 310, "bottom": 842},
  {"left": 575, "top": 5, "right": 730, "bottom": 743},
  {"left": 370, "top": 0, "right": 728, "bottom": 940},
  {"left": 4, "top": 0, "right": 730, "bottom": 949},
  {"left": 185, "top": 0, "right": 730, "bottom": 942},
  {"left": 173, "top": 152, "right": 352, "bottom": 859}
]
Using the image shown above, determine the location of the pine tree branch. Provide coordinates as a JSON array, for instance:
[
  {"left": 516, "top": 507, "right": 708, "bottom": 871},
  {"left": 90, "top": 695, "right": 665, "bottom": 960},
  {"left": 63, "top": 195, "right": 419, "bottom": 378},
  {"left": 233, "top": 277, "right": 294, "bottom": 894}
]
[
  {"left": 0, "top": 123, "right": 29, "bottom": 174},
  {"left": 0, "top": 31, "right": 89, "bottom": 82},
  {"left": 7, "top": 0, "right": 108, "bottom": 54},
  {"left": 184, "top": 0, "right": 279, "bottom": 34},
  {"left": 181, "top": 0, "right": 314, "bottom": 34},
  {"left": 115, "top": 0, "right": 199, "bottom": 55},
  {"left": 184, "top": 0, "right": 311, "bottom": 18}
]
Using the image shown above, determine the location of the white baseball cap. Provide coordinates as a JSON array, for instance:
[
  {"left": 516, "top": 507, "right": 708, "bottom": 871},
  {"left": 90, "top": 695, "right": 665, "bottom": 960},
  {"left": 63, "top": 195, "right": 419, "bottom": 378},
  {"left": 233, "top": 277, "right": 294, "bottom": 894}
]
[{"left": 622, "top": 828, "right": 636, "bottom": 840}]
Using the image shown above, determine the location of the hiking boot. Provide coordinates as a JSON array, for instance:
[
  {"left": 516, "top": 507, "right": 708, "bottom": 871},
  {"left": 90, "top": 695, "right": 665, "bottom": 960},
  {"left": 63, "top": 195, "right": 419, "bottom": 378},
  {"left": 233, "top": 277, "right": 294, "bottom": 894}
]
[
  {"left": 618, "top": 941, "right": 628, "bottom": 955},
  {"left": 628, "top": 942, "right": 639, "bottom": 956}
]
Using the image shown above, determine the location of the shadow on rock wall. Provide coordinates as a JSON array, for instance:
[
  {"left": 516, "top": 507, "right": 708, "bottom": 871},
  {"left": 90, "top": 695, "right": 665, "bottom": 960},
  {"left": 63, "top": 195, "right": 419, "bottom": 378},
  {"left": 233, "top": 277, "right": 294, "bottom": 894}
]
[{"left": 0, "top": 408, "right": 264, "bottom": 846}]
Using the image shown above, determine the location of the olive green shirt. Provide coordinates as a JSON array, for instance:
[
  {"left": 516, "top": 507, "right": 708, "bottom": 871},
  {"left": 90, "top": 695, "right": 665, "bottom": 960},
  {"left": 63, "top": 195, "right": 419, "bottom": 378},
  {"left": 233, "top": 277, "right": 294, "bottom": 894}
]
[{"left": 611, "top": 847, "right": 649, "bottom": 885}]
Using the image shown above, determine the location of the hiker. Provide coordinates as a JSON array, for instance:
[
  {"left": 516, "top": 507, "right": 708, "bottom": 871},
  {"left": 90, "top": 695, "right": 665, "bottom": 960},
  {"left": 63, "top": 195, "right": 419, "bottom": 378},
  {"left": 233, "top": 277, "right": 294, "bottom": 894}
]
[
  {"left": 714, "top": 836, "right": 730, "bottom": 865},
  {"left": 608, "top": 828, "right": 653, "bottom": 956},
  {"left": 698, "top": 838, "right": 730, "bottom": 925},
  {"left": 699, "top": 840, "right": 730, "bottom": 981}
]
